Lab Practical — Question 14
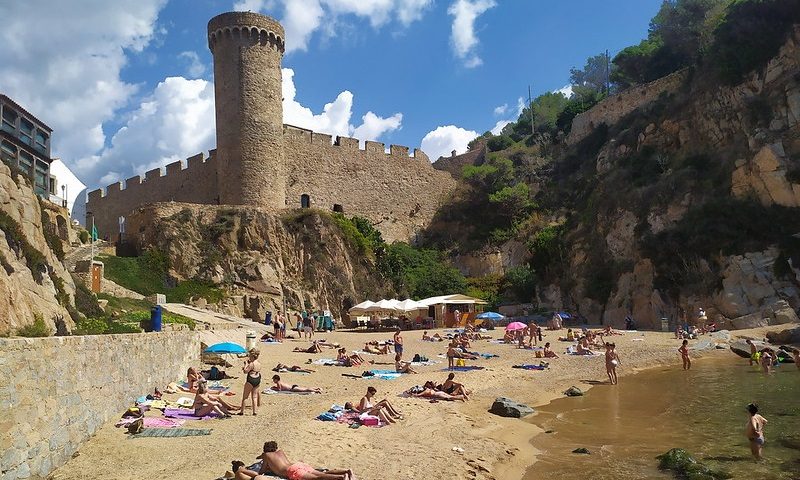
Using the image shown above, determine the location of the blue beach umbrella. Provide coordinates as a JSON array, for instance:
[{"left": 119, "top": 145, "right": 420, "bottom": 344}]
[
  {"left": 204, "top": 342, "right": 247, "bottom": 354},
  {"left": 476, "top": 312, "right": 505, "bottom": 321}
]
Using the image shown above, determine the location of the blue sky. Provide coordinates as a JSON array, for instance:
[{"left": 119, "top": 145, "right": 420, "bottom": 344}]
[{"left": 0, "top": 0, "right": 662, "bottom": 192}]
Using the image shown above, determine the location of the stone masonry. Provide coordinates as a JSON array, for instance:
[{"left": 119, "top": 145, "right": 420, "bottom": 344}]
[
  {"left": 0, "top": 332, "right": 198, "bottom": 479},
  {"left": 86, "top": 12, "right": 455, "bottom": 243}
]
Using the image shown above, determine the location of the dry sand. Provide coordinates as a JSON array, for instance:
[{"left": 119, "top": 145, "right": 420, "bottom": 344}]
[{"left": 49, "top": 325, "right": 789, "bottom": 480}]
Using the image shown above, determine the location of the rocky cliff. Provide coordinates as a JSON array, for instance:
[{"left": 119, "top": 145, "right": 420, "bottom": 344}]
[
  {"left": 0, "top": 164, "right": 77, "bottom": 335},
  {"left": 125, "top": 203, "right": 396, "bottom": 323}
]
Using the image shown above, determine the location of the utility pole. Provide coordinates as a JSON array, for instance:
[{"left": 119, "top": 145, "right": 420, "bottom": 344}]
[
  {"left": 605, "top": 49, "right": 611, "bottom": 96},
  {"left": 528, "top": 85, "right": 535, "bottom": 136}
]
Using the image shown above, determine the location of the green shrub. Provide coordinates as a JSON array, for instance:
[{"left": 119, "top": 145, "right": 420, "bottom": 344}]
[
  {"left": 504, "top": 265, "right": 537, "bottom": 302},
  {"left": 166, "top": 280, "right": 224, "bottom": 304},
  {"left": 38, "top": 200, "right": 65, "bottom": 261},
  {"left": 75, "top": 282, "right": 104, "bottom": 317},
  {"left": 487, "top": 135, "right": 514, "bottom": 152},
  {"left": 78, "top": 229, "right": 89, "bottom": 244},
  {"left": 378, "top": 242, "right": 466, "bottom": 299},
  {"left": 528, "top": 225, "right": 566, "bottom": 275},
  {"left": 0, "top": 210, "right": 48, "bottom": 282},
  {"left": 16, "top": 313, "right": 51, "bottom": 337}
]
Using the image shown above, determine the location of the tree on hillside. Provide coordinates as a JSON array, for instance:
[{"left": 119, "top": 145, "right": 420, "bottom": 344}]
[{"left": 569, "top": 52, "right": 614, "bottom": 94}]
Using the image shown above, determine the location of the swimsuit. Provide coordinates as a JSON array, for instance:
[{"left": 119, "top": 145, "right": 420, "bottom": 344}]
[
  {"left": 246, "top": 372, "right": 261, "bottom": 388},
  {"left": 286, "top": 462, "right": 314, "bottom": 480},
  {"left": 395, "top": 343, "right": 403, "bottom": 354}
]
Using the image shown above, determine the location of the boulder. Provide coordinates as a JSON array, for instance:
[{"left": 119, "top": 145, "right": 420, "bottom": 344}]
[
  {"left": 572, "top": 448, "right": 590, "bottom": 454},
  {"left": 709, "top": 330, "right": 732, "bottom": 343},
  {"left": 489, "top": 397, "right": 534, "bottom": 418},
  {"left": 564, "top": 386, "right": 584, "bottom": 397},
  {"left": 729, "top": 339, "right": 769, "bottom": 359},
  {"left": 656, "top": 448, "right": 732, "bottom": 480},
  {"left": 729, "top": 312, "right": 769, "bottom": 330},
  {"left": 766, "top": 327, "right": 800, "bottom": 345}
]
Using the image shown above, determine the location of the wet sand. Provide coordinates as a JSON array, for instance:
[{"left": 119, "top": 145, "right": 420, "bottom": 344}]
[{"left": 49, "top": 325, "right": 791, "bottom": 480}]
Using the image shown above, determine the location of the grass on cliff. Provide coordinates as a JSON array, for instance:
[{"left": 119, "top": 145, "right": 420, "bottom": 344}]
[
  {"left": 98, "top": 252, "right": 224, "bottom": 304},
  {"left": 16, "top": 313, "right": 52, "bottom": 337},
  {"left": 72, "top": 293, "right": 196, "bottom": 335}
]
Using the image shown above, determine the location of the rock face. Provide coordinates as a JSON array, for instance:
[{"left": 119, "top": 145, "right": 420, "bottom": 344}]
[
  {"left": 489, "top": 397, "right": 535, "bottom": 418},
  {"left": 452, "top": 240, "right": 529, "bottom": 277},
  {"left": 766, "top": 326, "right": 800, "bottom": 344},
  {"left": 729, "top": 339, "right": 769, "bottom": 359},
  {"left": 732, "top": 142, "right": 800, "bottom": 207},
  {"left": 0, "top": 164, "right": 76, "bottom": 335},
  {"left": 126, "top": 203, "right": 395, "bottom": 324}
]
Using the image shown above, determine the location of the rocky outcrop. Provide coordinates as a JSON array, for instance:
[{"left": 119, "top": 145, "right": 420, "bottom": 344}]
[
  {"left": 489, "top": 397, "right": 535, "bottom": 418},
  {"left": 126, "top": 203, "right": 395, "bottom": 324},
  {"left": 731, "top": 141, "right": 800, "bottom": 207},
  {"left": 452, "top": 240, "right": 528, "bottom": 277},
  {"left": 0, "top": 164, "right": 76, "bottom": 335},
  {"left": 603, "top": 260, "right": 669, "bottom": 330}
]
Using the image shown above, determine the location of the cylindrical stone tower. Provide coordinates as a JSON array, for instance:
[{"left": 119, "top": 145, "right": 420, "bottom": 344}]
[{"left": 208, "top": 12, "right": 285, "bottom": 207}]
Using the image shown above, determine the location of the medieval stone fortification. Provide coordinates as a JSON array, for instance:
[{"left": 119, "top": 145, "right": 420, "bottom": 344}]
[{"left": 87, "top": 12, "right": 455, "bottom": 243}]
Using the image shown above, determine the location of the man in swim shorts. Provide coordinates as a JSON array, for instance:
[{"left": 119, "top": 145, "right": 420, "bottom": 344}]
[
  {"left": 393, "top": 327, "right": 404, "bottom": 359},
  {"left": 259, "top": 441, "right": 356, "bottom": 479}
]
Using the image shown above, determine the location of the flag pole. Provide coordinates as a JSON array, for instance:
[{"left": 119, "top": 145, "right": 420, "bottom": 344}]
[{"left": 91, "top": 217, "right": 95, "bottom": 261}]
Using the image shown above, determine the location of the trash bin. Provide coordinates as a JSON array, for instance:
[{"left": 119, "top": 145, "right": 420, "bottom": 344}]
[
  {"left": 150, "top": 305, "right": 162, "bottom": 332},
  {"left": 246, "top": 330, "right": 257, "bottom": 351},
  {"left": 265, "top": 311, "right": 272, "bottom": 326}
]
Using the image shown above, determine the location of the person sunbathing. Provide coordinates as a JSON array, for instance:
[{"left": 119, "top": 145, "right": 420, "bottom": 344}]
[
  {"left": 350, "top": 386, "right": 402, "bottom": 424},
  {"left": 576, "top": 336, "right": 596, "bottom": 355},
  {"left": 316, "top": 340, "right": 340, "bottom": 349},
  {"left": 273, "top": 363, "right": 315, "bottom": 373},
  {"left": 294, "top": 341, "right": 323, "bottom": 354},
  {"left": 363, "top": 342, "right": 389, "bottom": 354},
  {"left": 258, "top": 440, "right": 356, "bottom": 480},
  {"left": 412, "top": 381, "right": 466, "bottom": 402},
  {"left": 231, "top": 460, "right": 270, "bottom": 480},
  {"left": 270, "top": 375, "right": 321, "bottom": 394},
  {"left": 395, "top": 356, "right": 418, "bottom": 374},
  {"left": 179, "top": 367, "right": 204, "bottom": 392},
  {"left": 193, "top": 381, "right": 232, "bottom": 418},
  {"left": 337, "top": 348, "right": 365, "bottom": 366},
  {"left": 438, "top": 372, "right": 470, "bottom": 399},
  {"left": 543, "top": 342, "right": 559, "bottom": 358}
]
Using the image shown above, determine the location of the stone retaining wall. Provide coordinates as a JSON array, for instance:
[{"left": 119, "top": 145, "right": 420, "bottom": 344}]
[{"left": 0, "top": 331, "right": 199, "bottom": 479}]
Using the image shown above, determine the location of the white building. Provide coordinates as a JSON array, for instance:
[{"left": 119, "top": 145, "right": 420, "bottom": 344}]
[{"left": 47, "top": 158, "right": 86, "bottom": 221}]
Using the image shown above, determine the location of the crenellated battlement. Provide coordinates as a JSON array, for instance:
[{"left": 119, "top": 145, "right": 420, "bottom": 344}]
[
  {"left": 208, "top": 12, "right": 285, "bottom": 53},
  {"left": 283, "top": 124, "right": 427, "bottom": 160}
]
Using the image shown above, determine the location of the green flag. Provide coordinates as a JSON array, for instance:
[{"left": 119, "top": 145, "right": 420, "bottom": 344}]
[{"left": 91, "top": 224, "right": 98, "bottom": 242}]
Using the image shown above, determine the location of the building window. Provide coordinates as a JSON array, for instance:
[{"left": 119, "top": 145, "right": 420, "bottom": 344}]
[
  {"left": 1, "top": 106, "right": 17, "bottom": 133},
  {"left": 300, "top": 194, "right": 310, "bottom": 208},
  {"left": 18, "top": 150, "right": 33, "bottom": 174},
  {"left": 34, "top": 159, "right": 48, "bottom": 195},
  {"left": 49, "top": 176, "right": 57, "bottom": 195},
  {"left": 333, "top": 204, "right": 344, "bottom": 213},
  {"left": 0, "top": 140, "right": 16, "bottom": 167},
  {"left": 19, "top": 118, "right": 34, "bottom": 146},
  {"left": 35, "top": 130, "right": 48, "bottom": 153}
]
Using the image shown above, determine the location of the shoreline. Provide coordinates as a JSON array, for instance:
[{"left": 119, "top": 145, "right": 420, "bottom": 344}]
[{"left": 49, "top": 325, "right": 793, "bottom": 480}]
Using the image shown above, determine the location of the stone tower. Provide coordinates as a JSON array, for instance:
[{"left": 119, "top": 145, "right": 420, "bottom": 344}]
[{"left": 207, "top": 12, "right": 286, "bottom": 207}]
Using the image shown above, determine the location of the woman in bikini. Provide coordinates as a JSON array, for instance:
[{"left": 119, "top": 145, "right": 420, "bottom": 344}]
[
  {"left": 194, "top": 381, "right": 231, "bottom": 418},
  {"left": 413, "top": 381, "right": 466, "bottom": 402},
  {"left": 293, "top": 341, "right": 323, "bottom": 354},
  {"left": 239, "top": 348, "right": 261, "bottom": 415},
  {"left": 354, "top": 386, "right": 402, "bottom": 424},
  {"left": 439, "top": 372, "right": 470, "bottom": 399},
  {"left": 271, "top": 375, "right": 322, "bottom": 393},
  {"left": 273, "top": 363, "right": 315, "bottom": 373},
  {"left": 543, "top": 342, "right": 559, "bottom": 358}
]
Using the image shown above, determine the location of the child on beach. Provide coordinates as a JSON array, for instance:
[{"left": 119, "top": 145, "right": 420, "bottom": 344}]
[
  {"left": 760, "top": 349, "right": 773, "bottom": 374},
  {"left": 678, "top": 339, "right": 691, "bottom": 370},
  {"left": 793, "top": 348, "right": 800, "bottom": 370},
  {"left": 746, "top": 403, "right": 768, "bottom": 460},
  {"left": 605, "top": 343, "right": 620, "bottom": 385}
]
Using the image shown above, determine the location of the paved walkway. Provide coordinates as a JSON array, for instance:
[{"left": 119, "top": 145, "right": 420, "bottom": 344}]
[{"left": 162, "top": 303, "right": 270, "bottom": 347}]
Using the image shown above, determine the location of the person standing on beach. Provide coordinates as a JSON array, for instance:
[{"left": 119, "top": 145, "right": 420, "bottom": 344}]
[
  {"left": 678, "top": 339, "right": 691, "bottom": 370},
  {"left": 793, "top": 348, "right": 800, "bottom": 370},
  {"left": 746, "top": 403, "right": 768, "bottom": 460},
  {"left": 747, "top": 339, "right": 758, "bottom": 366},
  {"left": 605, "top": 343, "right": 620, "bottom": 385},
  {"left": 760, "top": 349, "right": 774, "bottom": 374},
  {"left": 394, "top": 327, "right": 404, "bottom": 360}
]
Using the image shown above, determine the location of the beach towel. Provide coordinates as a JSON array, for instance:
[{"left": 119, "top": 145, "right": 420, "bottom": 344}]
[
  {"left": 410, "top": 360, "right": 441, "bottom": 366},
  {"left": 367, "top": 369, "right": 402, "bottom": 380},
  {"left": 335, "top": 410, "right": 384, "bottom": 428},
  {"left": 441, "top": 366, "right": 485, "bottom": 372},
  {"left": 163, "top": 408, "right": 220, "bottom": 420},
  {"left": 512, "top": 364, "right": 547, "bottom": 370},
  {"left": 130, "top": 427, "right": 212, "bottom": 438},
  {"left": 261, "top": 388, "right": 316, "bottom": 395},
  {"left": 179, "top": 381, "right": 229, "bottom": 392},
  {"left": 479, "top": 353, "right": 499, "bottom": 359},
  {"left": 176, "top": 397, "right": 194, "bottom": 407},
  {"left": 311, "top": 358, "right": 342, "bottom": 366},
  {"left": 116, "top": 417, "right": 185, "bottom": 428}
]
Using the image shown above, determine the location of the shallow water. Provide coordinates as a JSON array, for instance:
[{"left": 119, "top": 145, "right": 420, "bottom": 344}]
[{"left": 525, "top": 356, "right": 800, "bottom": 479}]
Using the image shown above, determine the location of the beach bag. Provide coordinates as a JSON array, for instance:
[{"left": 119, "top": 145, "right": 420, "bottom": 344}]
[
  {"left": 456, "top": 359, "right": 465, "bottom": 367},
  {"left": 535, "top": 350, "right": 543, "bottom": 358},
  {"left": 209, "top": 366, "right": 221, "bottom": 380}
]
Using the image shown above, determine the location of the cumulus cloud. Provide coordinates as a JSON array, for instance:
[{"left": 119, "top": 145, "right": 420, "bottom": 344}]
[
  {"left": 78, "top": 77, "right": 216, "bottom": 187},
  {"left": 447, "top": 0, "right": 496, "bottom": 68},
  {"left": 234, "top": 0, "right": 433, "bottom": 52},
  {"left": 554, "top": 84, "right": 574, "bottom": 98},
  {"left": 282, "top": 68, "right": 402, "bottom": 143},
  {"left": 178, "top": 51, "right": 207, "bottom": 78},
  {"left": 493, "top": 103, "right": 508, "bottom": 116},
  {"left": 0, "top": 0, "right": 167, "bottom": 174},
  {"left": 421, "top": 125, "right": 479, "bottom": 161},
  {"left": 490, "top": 120, "right": 510, "bottom": 135}
]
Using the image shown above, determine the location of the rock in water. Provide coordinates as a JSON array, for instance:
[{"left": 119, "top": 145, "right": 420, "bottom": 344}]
[
  {"left": 766, "top": 327, "right": 800, "bottom": 345},
  {"left": 656, "top": 448, "right": 732, "bottom": 480},
  {"left": 564, "top": 386, "right": 584, "bottom": 397},
  {"left": 729, "top": 339, "right": 768, "bottom": 358},
  {"left": 572, "top": 448, "right": 590, "bottom": 454},
  {"left": 489, "top": 397, "right": 534, "bottom": 418}
]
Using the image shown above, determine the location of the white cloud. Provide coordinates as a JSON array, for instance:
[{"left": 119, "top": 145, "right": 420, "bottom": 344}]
[
  {"left": 493, "top": 103, "right": 508, "bottom": 116},
  {"left": 0, "top": 0, "right": 167, "bottom": 180},
  {"left": 282, "top": 68, "right": 402, "bottom": 142},
  {"left": 421, "top": 125, "right": 479, "bottom": 161},
  {"left": 178, "top": 51, "right": 206, "bottom": 78},
  {"left": 490, "top": 120, "right": 510, "bottom": 135},
  {"left": 554, "top": 84, "right": 574, "bottom": 98},
  {"left": 447, "top": 0, "right": 496, "bottom": 68},
  {"left": 79, "top": 77, "right": 217, "bottom": 187},
  {"left": 234, "top": 0, "right": 433, "bottom": 52}
]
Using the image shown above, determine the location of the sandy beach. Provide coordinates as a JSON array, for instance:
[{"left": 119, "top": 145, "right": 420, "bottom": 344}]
[{"left": 49, "top": 324, "right": 790, "bottom": 480}]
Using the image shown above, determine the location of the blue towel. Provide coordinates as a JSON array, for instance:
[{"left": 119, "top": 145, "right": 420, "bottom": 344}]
[
  {"left": 441, "top": 366, "right": 485, "bottom": 372},
  {"left": 317, "top": 412, "right": 337, "bottom": 421}
]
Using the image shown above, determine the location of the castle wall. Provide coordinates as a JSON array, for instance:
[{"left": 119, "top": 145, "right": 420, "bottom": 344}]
[
  {"left": 283, "top": 127, "right": 456, "bottom": 242},
  {"left": 567, "top": 69, "right": 688, "bottom": 144},
  {"left": 86, "top": 152, "right": 218, "bottom": 241},
  {"left": 0, "top": 331, "right": 198, "bottom": 479}
]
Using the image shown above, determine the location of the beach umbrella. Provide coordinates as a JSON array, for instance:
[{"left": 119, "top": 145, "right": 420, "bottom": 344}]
[
  {"left": 204, "top": 342, "right": 247, "bottom": 354},
  {"left": 476, "top": 311, "right": 504, "bottom": 321},
  {"left": 505, "top": 321, "right": 527, "bottom": 331}
]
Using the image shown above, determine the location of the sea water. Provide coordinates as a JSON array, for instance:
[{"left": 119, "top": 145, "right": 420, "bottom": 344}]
[{"left": 525, "top": 356, "right": 800, "bottom": 479}]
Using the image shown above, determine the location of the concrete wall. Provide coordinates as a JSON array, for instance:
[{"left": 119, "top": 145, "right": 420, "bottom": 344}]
[
  {"left": 0, "top": 331, "right": 199, "bottom": 480},
  {"left": 283, "top": 128, "right": 456, "bottom": 242},
  {"left": 86, "top": 152, "right": 218, "bottom": 242},
  {"left": 567, "top": 69, "right": 688, "bottom": 145}
]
